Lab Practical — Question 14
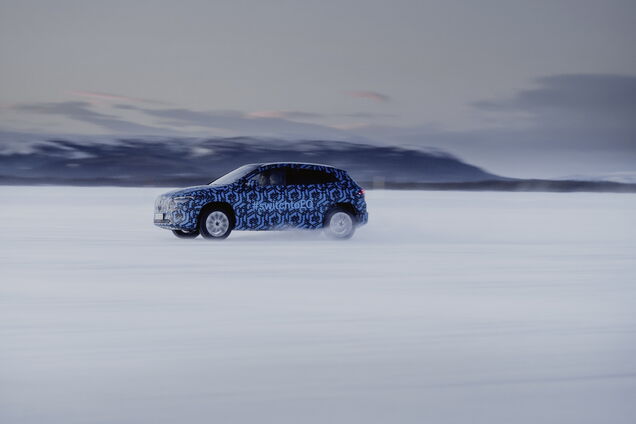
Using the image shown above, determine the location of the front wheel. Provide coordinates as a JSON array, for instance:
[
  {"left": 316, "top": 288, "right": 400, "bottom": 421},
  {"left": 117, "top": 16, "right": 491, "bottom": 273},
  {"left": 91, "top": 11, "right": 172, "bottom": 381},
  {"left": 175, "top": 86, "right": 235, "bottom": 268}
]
[
  {"left": 324, "top": 209, "right": 355, "bottom": 239},
  {"left": 172, "top": 229, "right": 199, "bottom": 239},
  {"left": 199, "top": 209, "right": 232, "bottom": 240}
]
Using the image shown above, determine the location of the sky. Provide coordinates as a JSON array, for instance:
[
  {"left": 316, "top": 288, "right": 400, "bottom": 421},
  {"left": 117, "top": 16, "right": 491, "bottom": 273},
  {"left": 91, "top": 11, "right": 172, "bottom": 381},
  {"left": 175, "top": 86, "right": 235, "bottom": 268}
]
[{"left": 1, "top": 0, "right": 635, "bottom": 178}]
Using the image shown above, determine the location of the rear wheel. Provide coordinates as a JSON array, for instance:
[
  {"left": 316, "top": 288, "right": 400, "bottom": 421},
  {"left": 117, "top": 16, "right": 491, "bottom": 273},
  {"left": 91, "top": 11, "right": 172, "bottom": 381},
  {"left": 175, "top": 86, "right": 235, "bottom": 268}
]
[
  {"left": 199, "top": 209, "right": 232, "bottom": 240},
  {"left": 324, "top": 208, "right": 355, "bottom": 239},
  {"left": 172, "top": 229, "right": 199, "bottom": 239}
]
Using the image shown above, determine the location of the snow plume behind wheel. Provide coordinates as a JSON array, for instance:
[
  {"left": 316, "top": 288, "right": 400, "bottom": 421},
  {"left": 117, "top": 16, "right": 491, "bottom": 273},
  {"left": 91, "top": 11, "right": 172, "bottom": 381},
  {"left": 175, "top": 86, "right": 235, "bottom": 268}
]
[{"left": 324, "top": 207, "right": 355, "bottom": 240}]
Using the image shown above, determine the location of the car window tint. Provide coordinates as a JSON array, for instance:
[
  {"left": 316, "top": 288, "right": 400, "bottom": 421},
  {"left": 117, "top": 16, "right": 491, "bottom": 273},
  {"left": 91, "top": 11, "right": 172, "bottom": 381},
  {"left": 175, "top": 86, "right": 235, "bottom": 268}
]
[
  {"left": 268, "top": 168, "right": 286, "bottom": 185},
  {"left": 249, "top": 168, "right": 286, "bottom": 186},
  {"left": 287, "top": 168, "right": 338, "bottom": 185}
]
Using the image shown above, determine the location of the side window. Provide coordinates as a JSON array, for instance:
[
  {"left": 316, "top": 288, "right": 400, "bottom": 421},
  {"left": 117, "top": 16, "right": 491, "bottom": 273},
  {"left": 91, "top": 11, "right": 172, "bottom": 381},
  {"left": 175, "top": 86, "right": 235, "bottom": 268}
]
[
  {"left": 248, "top": 168, "right": 286, "bottom": 187},
  {"left": 287, "top": 168, "right": 338, "bottom": 185},
  {"left": 268, "top": 168, "right": 286, "bottom": 185}
]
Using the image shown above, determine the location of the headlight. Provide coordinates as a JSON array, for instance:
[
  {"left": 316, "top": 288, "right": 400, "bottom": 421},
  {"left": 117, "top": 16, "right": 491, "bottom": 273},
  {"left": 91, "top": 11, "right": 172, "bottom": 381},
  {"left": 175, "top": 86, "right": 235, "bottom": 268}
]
[{"left": 168, "top": 196, "right": 193, "bottom": 211}]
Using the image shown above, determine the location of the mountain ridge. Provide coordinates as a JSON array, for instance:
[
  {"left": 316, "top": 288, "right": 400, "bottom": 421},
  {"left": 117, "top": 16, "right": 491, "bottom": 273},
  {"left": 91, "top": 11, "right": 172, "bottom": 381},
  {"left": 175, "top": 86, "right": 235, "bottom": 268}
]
[
  {"left": 2, "top": 135, "right": 635, "bottom": 192},
  {"left": 0, "top": 136, "right": 502, "bottom": 185}
]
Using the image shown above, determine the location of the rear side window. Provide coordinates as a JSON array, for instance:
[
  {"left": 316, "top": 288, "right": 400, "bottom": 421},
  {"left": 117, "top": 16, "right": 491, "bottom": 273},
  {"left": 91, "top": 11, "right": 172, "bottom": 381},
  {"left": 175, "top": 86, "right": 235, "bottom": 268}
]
[{"left": 287, "top": 168, "right": 338, "bottom": 185}]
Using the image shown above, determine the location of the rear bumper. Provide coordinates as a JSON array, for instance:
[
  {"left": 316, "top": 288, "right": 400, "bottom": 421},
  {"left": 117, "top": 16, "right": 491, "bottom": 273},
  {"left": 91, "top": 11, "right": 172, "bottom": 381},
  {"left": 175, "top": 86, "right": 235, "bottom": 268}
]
[
  {"left": 357, "top": 210, "right": 369, "bottom": 225},
  {"left": 354, "top": 196, "right": 368, "bottom": 225}
]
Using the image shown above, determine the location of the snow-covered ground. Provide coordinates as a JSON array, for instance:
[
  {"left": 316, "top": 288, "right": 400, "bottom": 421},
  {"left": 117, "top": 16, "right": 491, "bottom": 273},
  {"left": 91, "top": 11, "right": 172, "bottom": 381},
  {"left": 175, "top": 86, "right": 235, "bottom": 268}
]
[{"left": 1, "top": 187, "right": 635, "bottom": 424}]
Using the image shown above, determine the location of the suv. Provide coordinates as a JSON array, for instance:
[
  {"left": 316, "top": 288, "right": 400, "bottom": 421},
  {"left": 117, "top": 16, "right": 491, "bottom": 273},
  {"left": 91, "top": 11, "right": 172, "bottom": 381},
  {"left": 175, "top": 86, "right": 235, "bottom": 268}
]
[{"left": 154, "top": 162, "right": 368, "bottom": 240}]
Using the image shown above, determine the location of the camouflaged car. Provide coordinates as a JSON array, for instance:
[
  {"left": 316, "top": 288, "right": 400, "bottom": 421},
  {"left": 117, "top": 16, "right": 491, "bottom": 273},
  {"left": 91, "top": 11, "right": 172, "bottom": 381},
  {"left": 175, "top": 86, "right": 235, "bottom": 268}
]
[{"left": 154, "top": 163, "right": 368, "bottom": 240}]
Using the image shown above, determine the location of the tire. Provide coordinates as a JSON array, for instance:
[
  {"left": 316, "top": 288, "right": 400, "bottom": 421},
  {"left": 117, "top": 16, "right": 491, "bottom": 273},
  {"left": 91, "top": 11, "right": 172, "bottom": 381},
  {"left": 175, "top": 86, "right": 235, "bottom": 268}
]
[
  {"left": 172, "top": 229, "right": 200, "bottom": 239},
  {"left": 324, "top": 208, "right": 355, "bottom": 240},
  {"left": 199, "top": 208, "right": 233, "bottom": 240}
]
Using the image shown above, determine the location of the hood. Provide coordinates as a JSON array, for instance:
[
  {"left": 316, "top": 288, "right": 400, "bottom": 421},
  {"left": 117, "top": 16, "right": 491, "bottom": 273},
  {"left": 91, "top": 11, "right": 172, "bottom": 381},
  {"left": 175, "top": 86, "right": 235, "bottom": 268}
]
[{"left": 163, "top": 184, "right": 223, "bottom": 198}]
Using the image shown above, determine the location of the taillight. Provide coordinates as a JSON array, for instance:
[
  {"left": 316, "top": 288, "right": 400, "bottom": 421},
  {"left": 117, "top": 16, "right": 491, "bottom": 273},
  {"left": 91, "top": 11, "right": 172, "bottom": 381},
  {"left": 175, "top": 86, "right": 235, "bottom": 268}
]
[{"left": 358, "top": 189, "right": 365, "bottom": 196}]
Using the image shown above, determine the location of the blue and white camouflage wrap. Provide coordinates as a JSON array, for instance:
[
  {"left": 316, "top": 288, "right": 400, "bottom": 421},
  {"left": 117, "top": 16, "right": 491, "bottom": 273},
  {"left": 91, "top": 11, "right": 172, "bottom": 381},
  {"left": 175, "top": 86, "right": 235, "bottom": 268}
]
[{"left": 154, "top": 163, "right": 368, "bottom": 232}]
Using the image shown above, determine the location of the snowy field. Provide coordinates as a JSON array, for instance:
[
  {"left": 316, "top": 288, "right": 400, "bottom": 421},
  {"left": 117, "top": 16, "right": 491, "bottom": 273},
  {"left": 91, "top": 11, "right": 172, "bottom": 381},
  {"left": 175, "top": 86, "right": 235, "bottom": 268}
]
[{"left": 1, "top": 186, "right": 635, "bottom": 424}]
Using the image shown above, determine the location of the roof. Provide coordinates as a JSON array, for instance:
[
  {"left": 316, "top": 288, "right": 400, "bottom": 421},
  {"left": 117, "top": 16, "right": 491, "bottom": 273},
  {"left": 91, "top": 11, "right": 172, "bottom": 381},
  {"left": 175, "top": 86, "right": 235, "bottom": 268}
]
[{"left": 258, "top": 162, "right": 338, "bottom": 169}]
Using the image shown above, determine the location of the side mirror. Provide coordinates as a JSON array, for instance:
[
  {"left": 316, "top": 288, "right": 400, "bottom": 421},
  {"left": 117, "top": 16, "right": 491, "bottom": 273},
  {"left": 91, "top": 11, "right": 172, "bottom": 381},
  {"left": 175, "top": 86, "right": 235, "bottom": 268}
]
[{"left": 244, "top": 179, "right": 258, "bottom": 189}]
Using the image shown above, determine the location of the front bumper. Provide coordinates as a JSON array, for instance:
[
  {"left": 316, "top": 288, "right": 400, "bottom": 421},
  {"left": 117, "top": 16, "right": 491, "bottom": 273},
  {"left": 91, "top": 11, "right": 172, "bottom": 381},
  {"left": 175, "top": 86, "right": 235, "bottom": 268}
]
[
  {"left": 154, "top": 197, "right": 198, "bottom": 231},
  {"left": 154, "top": 213, "right": 182, "bottom": 230}
]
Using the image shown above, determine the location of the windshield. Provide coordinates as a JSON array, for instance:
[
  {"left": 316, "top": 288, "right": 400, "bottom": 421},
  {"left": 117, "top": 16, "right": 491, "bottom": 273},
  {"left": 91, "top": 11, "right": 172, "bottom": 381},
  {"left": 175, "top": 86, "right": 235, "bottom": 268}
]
[{"left": 209, "top": 164, "right": 260, "bottom": 186}]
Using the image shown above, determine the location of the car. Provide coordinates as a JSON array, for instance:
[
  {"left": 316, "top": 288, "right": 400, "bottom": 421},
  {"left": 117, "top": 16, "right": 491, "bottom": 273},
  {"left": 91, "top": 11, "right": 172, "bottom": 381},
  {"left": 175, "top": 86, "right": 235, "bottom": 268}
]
[{"left": 154, "top": 162, "right": 368, "bottom": 240}]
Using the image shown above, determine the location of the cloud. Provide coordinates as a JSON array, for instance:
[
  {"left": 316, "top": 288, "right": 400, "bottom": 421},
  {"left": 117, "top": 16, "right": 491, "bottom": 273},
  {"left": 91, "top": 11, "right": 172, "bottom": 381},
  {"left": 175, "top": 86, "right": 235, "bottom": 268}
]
[
  {"left": 126, "top": 106, "right": 355, "bottom": 139},
  {"left": 347, "top": 74, "right": 636, "bottom": 178},
  {"left": 245, "top": 110, "right": 396, "bottom": 120},
  {"left": 472, "top": 74, "right": 636, "bottom": 130},
  {"left": 246, "top": 110, "right": 325, "bottom": 120},
  {"left": 12, "top": 101, "right": 174, "bottom": 134},
  {"left": 19, "top": 73, "right": 634, "bottom": 178},
  {"left": 12, "top": 100, "right": 383, "bottom": 141},
  {"left": 346, "top": 91, "right": 391, "bottom": 103},
  {"left": 105, "top": 105, "right": 367, "bottom": 140},
  {"left": 341, "top": 112, "right": 397, "bottom": 119},
  {"left": 71, "top": 91, "right": 167, "bottom": 105},
  {"left": 329, "top": 123, "right": 372, "bottom": 130}
]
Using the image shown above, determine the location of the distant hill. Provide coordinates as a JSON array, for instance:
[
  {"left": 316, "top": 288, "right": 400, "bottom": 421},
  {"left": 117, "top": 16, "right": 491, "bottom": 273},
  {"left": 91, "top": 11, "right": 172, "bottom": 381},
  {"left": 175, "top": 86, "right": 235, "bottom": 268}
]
[
  {"left": 1, "top": 135, "right": 635, "bottom": 192},
  {"left": 377, "top": 180, "right": 636, "bottom": 193},
  {"left": 559, "top": 172, "right": 636, "bottom": 184},
  {"left": 0, "top": 136, "right": 503, "bottom": 186}
]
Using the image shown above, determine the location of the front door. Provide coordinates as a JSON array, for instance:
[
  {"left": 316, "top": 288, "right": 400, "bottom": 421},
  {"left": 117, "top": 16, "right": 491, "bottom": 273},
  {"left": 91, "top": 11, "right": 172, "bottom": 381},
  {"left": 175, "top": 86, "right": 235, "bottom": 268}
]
[{"left": 243, "top": 167, "right": 288, "bottom": 229}]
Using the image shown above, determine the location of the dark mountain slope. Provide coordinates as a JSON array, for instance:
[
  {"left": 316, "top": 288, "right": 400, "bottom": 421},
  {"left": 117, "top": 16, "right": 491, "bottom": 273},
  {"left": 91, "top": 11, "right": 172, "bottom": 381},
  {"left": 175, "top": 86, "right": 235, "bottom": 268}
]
[{"left": 0, "top": 137, "right": 502, "bottom": 185}]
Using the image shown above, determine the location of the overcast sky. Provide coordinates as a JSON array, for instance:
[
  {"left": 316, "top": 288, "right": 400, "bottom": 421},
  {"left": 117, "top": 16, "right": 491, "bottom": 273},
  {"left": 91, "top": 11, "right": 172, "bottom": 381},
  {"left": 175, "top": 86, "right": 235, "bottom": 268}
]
[{"left": 1, "top": 0, "right": 635, "bottom": 178}]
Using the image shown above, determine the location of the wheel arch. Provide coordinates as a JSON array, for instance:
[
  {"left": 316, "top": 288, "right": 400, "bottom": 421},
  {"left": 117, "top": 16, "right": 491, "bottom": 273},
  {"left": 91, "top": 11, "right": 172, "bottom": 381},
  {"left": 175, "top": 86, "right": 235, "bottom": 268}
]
[
  {"left": 323, "top": 202, "right": 359, "bottom": 226},
  {"left": 198, "top": 202, "right": 236, "bottom": 229}
]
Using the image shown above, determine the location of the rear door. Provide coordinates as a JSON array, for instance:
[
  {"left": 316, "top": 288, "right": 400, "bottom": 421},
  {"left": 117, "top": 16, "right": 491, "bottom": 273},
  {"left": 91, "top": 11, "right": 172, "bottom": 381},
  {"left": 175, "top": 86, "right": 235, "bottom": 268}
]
[{"left": 285, "top": 167, "right": 338, "bottom": 228}]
